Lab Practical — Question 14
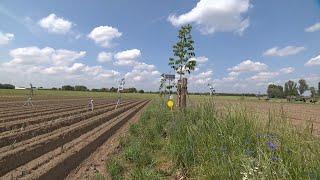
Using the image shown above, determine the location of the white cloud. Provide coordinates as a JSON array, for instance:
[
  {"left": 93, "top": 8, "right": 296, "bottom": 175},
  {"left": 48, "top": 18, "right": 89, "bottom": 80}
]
[
  {"left": 4, "top": 46, "right": 85, "bottom": 66},
  {"left": 52, "top": 49, "right": 86, "bottom": 66},
  {"left": 189, "top": 70, "right": 213, "bottom": 84},
  {"left": 97, "top": 52, "right": 113, "bottom": 63},
  {"left": 6, "top": 46, "right": 55, "bottom": 66},
  {"left": 196, "top": 56, "right": 208, "bottom": 63},
  {"left": 114, "top": 49, "right": 141, "bottom": 66},
  {"left": 228, "top": 60, "right": 267, "bottom": 73},
  {"left": 263, "top": 46, "right": 306, "bottom": 57},
  {"left": 250, "top": 72, "right": 279, "bottom": 81},
  {"left": 168, "top": 0, "right": 251, "bottom": 35},
  {"left": 250, "top": 67, "right": 294, "bottom": 82},
  {"left": 88, "top": 26, "right": 122, "bottom": 48},
  {"left": 0, "top": 32, "right": 14, "bottom": 45},
  {"left": 279, "top": 67, "right": 295, "bottom": 74},
  {"left": 0, "top": 47, "right": 120, "bottom": 88},
  {"left": 305, "top": 22, "right": 320, "bottom": 32},
  {"left": 38, "top": 14, "right": 73, "bottom": 34},
  {"left": 125, "top": 62, "right": 160, "bottom": 88},
  {"left": 305, "top": 54, "right": 320, "bottom": 67}
]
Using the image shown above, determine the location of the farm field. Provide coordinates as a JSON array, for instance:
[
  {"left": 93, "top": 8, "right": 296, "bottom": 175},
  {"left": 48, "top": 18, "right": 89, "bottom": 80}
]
[{"left": 0, "top": 92, "right": 150, "bottom": 179}]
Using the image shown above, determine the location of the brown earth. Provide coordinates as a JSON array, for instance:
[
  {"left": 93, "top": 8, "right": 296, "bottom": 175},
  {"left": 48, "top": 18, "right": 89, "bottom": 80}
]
[{"left": 0, "top": 98, "right": 150, "bottom": 179}]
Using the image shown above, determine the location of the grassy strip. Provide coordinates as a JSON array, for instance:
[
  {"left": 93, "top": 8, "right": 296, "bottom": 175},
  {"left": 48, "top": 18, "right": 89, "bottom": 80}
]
[{"left": 105, "top": 98, "right": 320, "bottom": 179}]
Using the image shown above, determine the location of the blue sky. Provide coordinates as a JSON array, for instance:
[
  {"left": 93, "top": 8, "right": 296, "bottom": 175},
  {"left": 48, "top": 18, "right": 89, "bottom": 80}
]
[{"left": 0, "top": 0, "right": 319, "bottom": 93}]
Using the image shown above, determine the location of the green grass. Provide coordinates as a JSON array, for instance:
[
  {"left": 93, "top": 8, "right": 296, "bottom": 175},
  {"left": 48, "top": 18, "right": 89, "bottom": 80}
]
[{"left": 106, "top": 98, "right": 320, "bottom": 179}]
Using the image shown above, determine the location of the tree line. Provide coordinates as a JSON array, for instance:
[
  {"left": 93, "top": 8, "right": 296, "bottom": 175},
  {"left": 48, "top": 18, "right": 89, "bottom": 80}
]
[
  {"left": 267, "top": 79, "right": 319, "bottom": 98},
  {"left": 0, "top": 83, "right": 15, "bottom": 89}
]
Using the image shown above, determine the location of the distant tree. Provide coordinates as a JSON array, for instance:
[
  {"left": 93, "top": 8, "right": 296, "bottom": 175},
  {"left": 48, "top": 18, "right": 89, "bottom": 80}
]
[
  {"left": 0, "top": 83, "right": 15, "bottom": 89},
  {"left": 169, "top": 24, "right": 196, "bottom": 81},
  {"left": 318, "top": 82, "right": 320, "bottom": 95},
  {"left": 138, "top": 89, "right": 144, "bottom": 93},
  {"left": 62, "top": 85, "right": 74, "bottom": 91},
  {"left": 267, "top": 84, "right": 284, "bottom": 98},
  {"left": 128, "top": 87, "right": 137, "bottom": 93},
  {"left": 310, "top": 87, "right": 316, "bottom": 98},
  {"left": 100, "top": 88, "right": 109, "bottom": 92},
  {"left": 110, "top": 87, "right": 117, "bottom": 92},
  {"left": 298, "top": 79, "right": 308, "bottom": 95},
  {"left": 284, "top": 80, "right": 298, "bottom": 97},
  {"left": 51, "top": 87, "right": 58, "bottom": 90},
  {"left": 74, "top": 85, "right": 88, "bottom": 91}
]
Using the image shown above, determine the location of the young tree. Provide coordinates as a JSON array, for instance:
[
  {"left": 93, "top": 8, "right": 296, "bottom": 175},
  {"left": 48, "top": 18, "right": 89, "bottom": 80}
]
[
  {"left": 169, "top": 24, "right": 196, "bottom": 80},
  {"left": 298, "top": 79, "right": 308, "bottom": 95},
  {"left": 168, "top": 24, "right": 196, "bottom": 107},
  {"left": 284, "top": 80, "right": 298, "bottom": 97}
]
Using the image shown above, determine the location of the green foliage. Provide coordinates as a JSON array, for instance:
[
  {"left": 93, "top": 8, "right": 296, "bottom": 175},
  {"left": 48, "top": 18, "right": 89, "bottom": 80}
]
[
  {"left": 0, "top": 83, "right": 15, "bottom": 89},
  {"left": 267, "top": 84, "right": 284, "bottom": 98},
  {"left": 61, "top": 85, "right": 75, "bottom": 91},
  {"left": 110, "top": 99, "right": 320, "bottom": 179},
  {"left": 74, "top": 85, "right": 88, "bottom": 91},
  {"left": 284, "top": 80, "right": 298, "bottom": 97},
  {"left": 131, "top": 168, "right": 162, "bottom": 180},
  {"left": 298, "top": 79, "right": 308, "bottom": 95},
  {"left": 169, "top": 24, "right": 196, "bottom": 79},
  {"left": 107, "top": 159, "right": 123, "bottom": 180},
  {"left": 94, "top": 172, "right": 105, "bottom": 180},
  {"left": 318, "top": 82, "right": 320, "bottom": 95}
]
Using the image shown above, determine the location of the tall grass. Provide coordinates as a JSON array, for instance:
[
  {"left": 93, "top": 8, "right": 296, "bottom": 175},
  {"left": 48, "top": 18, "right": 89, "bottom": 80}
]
[{"left": 106, "top": 99, "right": 320, "bottom": 179}]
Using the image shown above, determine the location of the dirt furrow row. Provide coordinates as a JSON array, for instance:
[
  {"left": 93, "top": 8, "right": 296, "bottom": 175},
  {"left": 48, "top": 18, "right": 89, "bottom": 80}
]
[
  {"left": 1, "top": 100, "right": 149, "bottom": 179},
  {"left": 0, "top": 100, "right": 144, "bottom": 175},
  {"left": 0, "top": 100, "right": 131, "bottom": 132},
  {"left": 0, "top": 100, "right": 111, "bottom": 123},
  {"left": 0, "top": 101, "right": 132, "bottom": 148},
  {"left": 0, "top": 98, "right": 99, "bottom": 115}
]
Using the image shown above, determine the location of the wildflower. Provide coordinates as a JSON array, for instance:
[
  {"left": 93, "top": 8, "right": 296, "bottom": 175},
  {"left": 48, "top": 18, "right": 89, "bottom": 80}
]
[
  {"left": 267, "top": 141, "right": 277, "bottom": 151},
  {"left": 271, "top": 156, "right": 279, "bottom": 162}
]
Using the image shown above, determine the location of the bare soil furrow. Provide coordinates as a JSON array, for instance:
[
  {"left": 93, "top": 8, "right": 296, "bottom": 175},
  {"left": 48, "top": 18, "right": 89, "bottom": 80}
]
[
  {"left": 0, "top": 100, "right": 143, "bottom": 175},
  {"left": 1, "top": 100, "right": 148, "bottom": 180},
  {"left": 0, "top": 101, "right": 132, "bottom": 148}
]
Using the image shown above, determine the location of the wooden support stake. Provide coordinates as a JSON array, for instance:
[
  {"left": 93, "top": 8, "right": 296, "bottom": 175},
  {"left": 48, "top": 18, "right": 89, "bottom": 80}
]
[{"left": 181, "top": 78, "right": 187, "bottom": 108}]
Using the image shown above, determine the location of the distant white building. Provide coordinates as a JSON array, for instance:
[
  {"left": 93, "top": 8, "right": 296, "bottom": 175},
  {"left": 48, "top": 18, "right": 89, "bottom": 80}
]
[{"left": 15, "top": 87, "right": 26, "bottom": 90}]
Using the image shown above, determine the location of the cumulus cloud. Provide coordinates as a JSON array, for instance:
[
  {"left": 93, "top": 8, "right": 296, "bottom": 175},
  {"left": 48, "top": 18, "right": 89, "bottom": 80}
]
[
  {"left": 250, "top": 67, "right": 294, "bottom": 82},
  {"left": 4, "top": 46, "right": 85, "bottom": 66},
  {"left": 38, "top": 14, "right": 73, "bottom": 34},
  {"left": 305, "top": 22, "right": 320, "bottom": 32},
  {"left": 263, "top": 46, "right": 305, "bottom": 57},
  {"left": 228, "top": 60, "right": 267, "bottom": 73},
  {"left": 0, "top": 46, "right": 120, "bottom": 88},
  {"left": 0, "top": 32, "right": 14, "bottom": 45},
  {"left": 114, "top": 49, "right": 141, "bottom": 66},
  {"left": 97, "top": 52, "right": 113, "bottom": 63},
  {"left": 124, "top": 62, "right": 160, "bottom": 88},
  {"left": 52, "top": 49, "right": 86, "bottom": 66},
  {"left": 305, "top": 54, "right": 320, "bottom": 67},
  {"left": 88, "top": 26, "right": 122, "bottom": 48},
  {"left": 279, "top": 67, "right": 295, "bottom": 74},
  {"left": 195, "top": 56, "right": 208, "bottom": 64},
  {"left": 168, "top": 0, "right": 251, "bottom": 35},
  {"left": 189, "top": 70, "right": 213, "bottom": 84}
]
